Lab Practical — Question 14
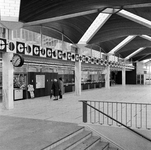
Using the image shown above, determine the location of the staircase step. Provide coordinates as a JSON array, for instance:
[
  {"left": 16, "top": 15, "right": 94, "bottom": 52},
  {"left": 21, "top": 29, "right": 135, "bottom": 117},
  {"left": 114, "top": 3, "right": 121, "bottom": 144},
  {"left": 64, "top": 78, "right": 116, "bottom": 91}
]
[
  {"left": 72, "top": 136, "right": 101, "bottom": 150},
  {"left": 44, "top": 126, "right": 85, "bottom": 149},
  {"left": 90, "top": 141, "right": 109, "bottom": 150},
  {"left": 51, "top": 130, "right": 92, "bottom": 150}
]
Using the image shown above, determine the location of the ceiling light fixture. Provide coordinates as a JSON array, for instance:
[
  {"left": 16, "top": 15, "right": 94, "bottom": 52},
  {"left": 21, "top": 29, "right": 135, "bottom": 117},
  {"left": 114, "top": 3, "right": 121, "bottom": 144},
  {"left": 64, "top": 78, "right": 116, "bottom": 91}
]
[
  {"left": 109, "top": 35, "right": 136, "bottom": 54},
  {"left": 141, "top": 35, "right": 151, "bottom": 41},
  {"left": 125, "top": 47, "right": 145, "bottom": 60},
  {"left": 117, "top": 9, "right": 151, "bottom": 28},
  {"left": 78, "top": 8, "right": 113, "bottom": 45}
]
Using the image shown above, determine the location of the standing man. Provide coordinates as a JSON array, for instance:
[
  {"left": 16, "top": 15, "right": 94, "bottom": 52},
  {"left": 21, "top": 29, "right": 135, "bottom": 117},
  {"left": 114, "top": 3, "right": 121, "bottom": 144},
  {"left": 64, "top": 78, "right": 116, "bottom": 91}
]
[
  {"left": 59, "top": 77, "right": 64, "bottom": 99},
  {"left": 51, "top": 78, "right": 60, "bottom": 100}
]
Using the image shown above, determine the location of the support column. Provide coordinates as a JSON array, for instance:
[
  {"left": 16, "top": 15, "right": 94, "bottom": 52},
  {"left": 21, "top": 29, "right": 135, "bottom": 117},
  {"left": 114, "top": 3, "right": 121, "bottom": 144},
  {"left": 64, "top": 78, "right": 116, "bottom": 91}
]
[
  {"left": 75, "top": 48, "right": 81, "bottom": 95},
  {"left": 122, "top": 67, "right": 126, "bottom": 86},
  {"left": 2, "top": 52, "right": 14, "bottom": 109},
  {"left": 105, "top": 65, "right": 110, "bottom": 88}
]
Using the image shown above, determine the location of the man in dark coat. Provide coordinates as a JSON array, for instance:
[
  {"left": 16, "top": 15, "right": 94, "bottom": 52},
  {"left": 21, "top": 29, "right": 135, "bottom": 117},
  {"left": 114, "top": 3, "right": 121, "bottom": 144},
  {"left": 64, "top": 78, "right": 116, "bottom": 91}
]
[
  {"left": 51, "top": 78, "right": 60, "bottom": 100},
  {"left": 58, "top": 77, "right": 64, "bottom": 99}
]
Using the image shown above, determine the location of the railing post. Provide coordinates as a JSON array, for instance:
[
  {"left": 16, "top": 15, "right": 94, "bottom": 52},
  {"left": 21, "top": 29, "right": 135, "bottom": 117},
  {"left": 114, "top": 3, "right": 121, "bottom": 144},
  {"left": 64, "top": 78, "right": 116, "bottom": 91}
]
[{"left": 83, "top": 101, "right": 87, "bottom": 123}]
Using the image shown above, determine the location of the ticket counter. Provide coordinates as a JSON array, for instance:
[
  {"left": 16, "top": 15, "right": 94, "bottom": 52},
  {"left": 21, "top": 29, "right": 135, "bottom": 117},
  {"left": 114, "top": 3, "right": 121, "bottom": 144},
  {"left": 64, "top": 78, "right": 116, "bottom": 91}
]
[{"left": 64, "top": 81, "right": 105, "bottom": 93}]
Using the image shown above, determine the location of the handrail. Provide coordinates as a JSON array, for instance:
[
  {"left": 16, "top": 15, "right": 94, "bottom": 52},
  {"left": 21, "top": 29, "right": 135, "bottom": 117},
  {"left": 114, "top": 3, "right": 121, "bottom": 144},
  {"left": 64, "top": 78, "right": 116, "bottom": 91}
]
[
  {"left": 80, "top": 99, "right": 151, "bottom": 105},
  {"left": 80, "top": 100, "right": 151, "bottom": 143}
]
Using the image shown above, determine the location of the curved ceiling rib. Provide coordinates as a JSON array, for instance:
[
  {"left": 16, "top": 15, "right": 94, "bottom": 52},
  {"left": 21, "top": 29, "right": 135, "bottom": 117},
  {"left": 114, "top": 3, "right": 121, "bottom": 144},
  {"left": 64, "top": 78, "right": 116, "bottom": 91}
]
[{"left": 24, "top": 10, "right": 98, "bottom": 26}]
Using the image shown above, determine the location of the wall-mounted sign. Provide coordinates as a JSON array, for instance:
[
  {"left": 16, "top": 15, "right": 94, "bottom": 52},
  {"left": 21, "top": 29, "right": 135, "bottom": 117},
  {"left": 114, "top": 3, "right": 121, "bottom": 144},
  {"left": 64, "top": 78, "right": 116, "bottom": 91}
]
[{"left": 11, "top": 54, "right": 24, "bottom": 67}]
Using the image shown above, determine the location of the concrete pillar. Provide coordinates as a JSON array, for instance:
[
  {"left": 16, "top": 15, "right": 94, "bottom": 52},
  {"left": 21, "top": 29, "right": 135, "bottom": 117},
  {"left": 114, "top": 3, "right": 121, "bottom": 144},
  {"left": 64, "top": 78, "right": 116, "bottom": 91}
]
[
  {"left": 2, "top": 28, "right": 14, "bottom": 109},
  {"left": 75, "top": 48, "right": 81, "bottom": 95},
  {"left": 2, "top": 52, "right": 14, "bottom": 109},
  {"left": 105, "top": 65, "right": 110, "bottom": 88},
  {"left": 122, "top": 67, "right": 126, "bottom": 86}
]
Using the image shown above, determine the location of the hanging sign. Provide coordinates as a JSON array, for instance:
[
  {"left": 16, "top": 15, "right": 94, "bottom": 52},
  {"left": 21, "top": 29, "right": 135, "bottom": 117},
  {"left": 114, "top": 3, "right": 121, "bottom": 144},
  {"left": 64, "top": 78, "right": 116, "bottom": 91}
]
[
  {"left": 25, "top": 44, "right": 32, "bottom": 55},
  {"left": 71, "top": 53, "right": 75, "bottom": 62},
  {"left": 46, "top": 47, "right": 52, "bottom": 58},
  {"left": 75, "top": 54, "right": 79, "bottom": 62},
  {"left": 7, "top": 40, "right": 16, "bottom": 53},
  {"left": 57, "top": 50, "right": 62, "bottom": 59},
  {"left": 85, "top": 56, "right": 89, "bottom": 63},
  {"left": 52, "top": 49, "right": 57, "bottom": 59},
  {"left": 0, "top": 38, "right": 7, "bottom": 52},
  {"left": 62, "top": 52, "right": 67, "bottom": 60},
  {"left": 40, "top": 47, "right": 46, "bottom": 57},
  {"left": 67, "top": 52, "right": 71, "bottom": 61},
  {"left": 16, "top": 41, "right": 25, "bottom": 54},
  {"left": 33, "top": 45, "right": 40, "bottom": 56}
]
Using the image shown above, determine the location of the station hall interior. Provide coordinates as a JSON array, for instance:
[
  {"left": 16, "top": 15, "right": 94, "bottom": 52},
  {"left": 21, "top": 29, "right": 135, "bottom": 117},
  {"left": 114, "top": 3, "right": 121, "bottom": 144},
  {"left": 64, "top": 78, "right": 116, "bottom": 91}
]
[{"left": 1, "top": 0, "right": 151, "bottom": 150}]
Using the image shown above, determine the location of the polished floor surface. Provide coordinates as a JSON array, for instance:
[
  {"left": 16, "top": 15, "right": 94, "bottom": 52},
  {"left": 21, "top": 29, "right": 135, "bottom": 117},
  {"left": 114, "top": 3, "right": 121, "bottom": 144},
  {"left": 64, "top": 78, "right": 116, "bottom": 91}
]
[
  {"left": 1, "top": 85, "right": 151, "bottom": 124},
  {"left": 0, "top": 85, "right": 151, "bottom": 150},
  {"left": 0, "top": 116, "right": 81, "bottom": 150}
]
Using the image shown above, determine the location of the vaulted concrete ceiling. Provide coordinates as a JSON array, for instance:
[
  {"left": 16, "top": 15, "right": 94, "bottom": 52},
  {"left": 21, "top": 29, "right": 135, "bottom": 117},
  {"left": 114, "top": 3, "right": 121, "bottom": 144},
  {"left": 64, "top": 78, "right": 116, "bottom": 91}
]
[{"left": 19, "top": 0, "right": 151, "bottom": 62}]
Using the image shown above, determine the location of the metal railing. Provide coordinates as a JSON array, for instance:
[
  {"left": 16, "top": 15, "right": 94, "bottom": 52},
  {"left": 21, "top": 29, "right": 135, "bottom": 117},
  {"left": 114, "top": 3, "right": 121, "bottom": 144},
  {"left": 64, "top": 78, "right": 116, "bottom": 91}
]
[{"left": 79, "top": 100, "right": 151, "bottom": 142}]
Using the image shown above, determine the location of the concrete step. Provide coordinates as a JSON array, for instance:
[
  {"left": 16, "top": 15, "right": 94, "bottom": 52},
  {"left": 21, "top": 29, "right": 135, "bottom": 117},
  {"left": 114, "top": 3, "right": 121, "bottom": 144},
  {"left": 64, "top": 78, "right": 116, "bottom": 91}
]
[
  {"left": 51, "top": 130, "right": 92, "bottom": 150},
  {"left": 90, "top": 141, "right": 109, "bottom": 150},
  {"left": 71, "top": 136, "right": 101, "bottom": 150},
  {"left": 43, "top": 126, "right": 85, "bottom": 150},
  {"left": 42, "top": 124, "right": 119, "bottom": 150}
]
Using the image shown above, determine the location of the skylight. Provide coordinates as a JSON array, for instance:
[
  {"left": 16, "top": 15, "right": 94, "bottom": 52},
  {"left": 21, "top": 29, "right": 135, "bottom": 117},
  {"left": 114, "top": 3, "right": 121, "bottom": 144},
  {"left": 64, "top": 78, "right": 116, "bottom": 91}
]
[
  {"left": 141, "top": 35, "right": 151, "bottom": 41},
  {"left": 142, "top": 59, "right": 150, "bottom": 63},
  {"left": 78, "top": 9, "right": 113, "bottom": 45},
  {"left": 125, "top": 47, "right": 145, "bottom": 60},
  {"left": 117, "top": 9, "right": 151, "bottom": 28},
  {"left": 109, "top": 35, "right": 136, "bottom": 54}
]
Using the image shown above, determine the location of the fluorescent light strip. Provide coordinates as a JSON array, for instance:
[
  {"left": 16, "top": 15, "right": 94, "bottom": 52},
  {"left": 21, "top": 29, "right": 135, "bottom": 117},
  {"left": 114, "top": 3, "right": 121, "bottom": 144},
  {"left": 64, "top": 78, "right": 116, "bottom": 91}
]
[
  {"left": 118, "top": 9, "right": 151, "bottom": 28},
  {"left": 141, "top": 35, "right": 151, "bottom": 41},
  {"left": 143, "top": 59, "right": 150, "bottom": 63},
  {"left": 78, "top": 8, "right": 113, "bottom": 44},
  {"left": 109, "top": 35, "right": 136, "bottom": 54},
  {"left": 125, "top": 47, "right": 145, "bottom": 60}
]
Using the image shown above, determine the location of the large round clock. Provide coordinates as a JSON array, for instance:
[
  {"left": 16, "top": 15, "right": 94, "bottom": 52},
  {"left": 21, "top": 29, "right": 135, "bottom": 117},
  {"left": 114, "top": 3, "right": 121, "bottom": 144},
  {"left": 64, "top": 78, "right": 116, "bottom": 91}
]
[{"left": 11, "top": 54, "right": 24, "bottom": 67}]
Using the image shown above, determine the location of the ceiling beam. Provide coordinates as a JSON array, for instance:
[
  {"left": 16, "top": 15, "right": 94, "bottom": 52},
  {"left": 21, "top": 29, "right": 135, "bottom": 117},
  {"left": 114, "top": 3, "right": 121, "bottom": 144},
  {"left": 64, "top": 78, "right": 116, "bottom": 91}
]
[
  {"left": 143, "top": 59, "right": 151, "bottom": 64},
  {"left": 117, "top": 9, "right": 151, "bottom": 29},
  {"left": 23, "top": 10, "right": 98, "bottom": 26},
  {"left": 123, "top": 3, "right": 151, "bottom": 9},
  {"left": 125, "top": 47, "right": 145, "bottom": 60},
  {"left": 141, "top": 35, "right": 151, "bottom": 41},
  {"left": 78, "top": 8, "right": 113, "bottom": 45},
  {"left": 108, "top": 35, "right": 136, "bottom": 54}
]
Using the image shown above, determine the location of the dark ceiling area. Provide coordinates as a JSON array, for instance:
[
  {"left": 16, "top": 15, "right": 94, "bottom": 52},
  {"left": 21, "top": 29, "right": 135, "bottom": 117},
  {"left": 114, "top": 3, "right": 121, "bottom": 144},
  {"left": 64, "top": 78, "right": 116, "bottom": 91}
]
[{"left": 19, "top": 0, "right": 151, "bottom": 62}]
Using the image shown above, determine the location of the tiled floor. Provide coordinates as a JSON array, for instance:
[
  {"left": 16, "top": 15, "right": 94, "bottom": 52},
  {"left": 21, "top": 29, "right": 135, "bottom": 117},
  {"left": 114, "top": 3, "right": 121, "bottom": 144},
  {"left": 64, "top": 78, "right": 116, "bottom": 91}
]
[
  {"left": 0, "top": 116, "right": 82, "bottom": 150},
  {"left": 1, "top": 85, "right": 151, "bottom": 123},
  {"left": 0, "top": 85, "right": 151, "bottom": 150}
]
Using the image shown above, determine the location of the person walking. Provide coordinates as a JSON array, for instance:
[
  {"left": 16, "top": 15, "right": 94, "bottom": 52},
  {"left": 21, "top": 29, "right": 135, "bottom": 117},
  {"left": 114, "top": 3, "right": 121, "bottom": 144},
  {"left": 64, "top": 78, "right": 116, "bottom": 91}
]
[
  {"left": 59, "top": 77, "right": 64, "bottom": 99},
  {"left": 51, "top": 78, "right": 60, "bottom": 100}
]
